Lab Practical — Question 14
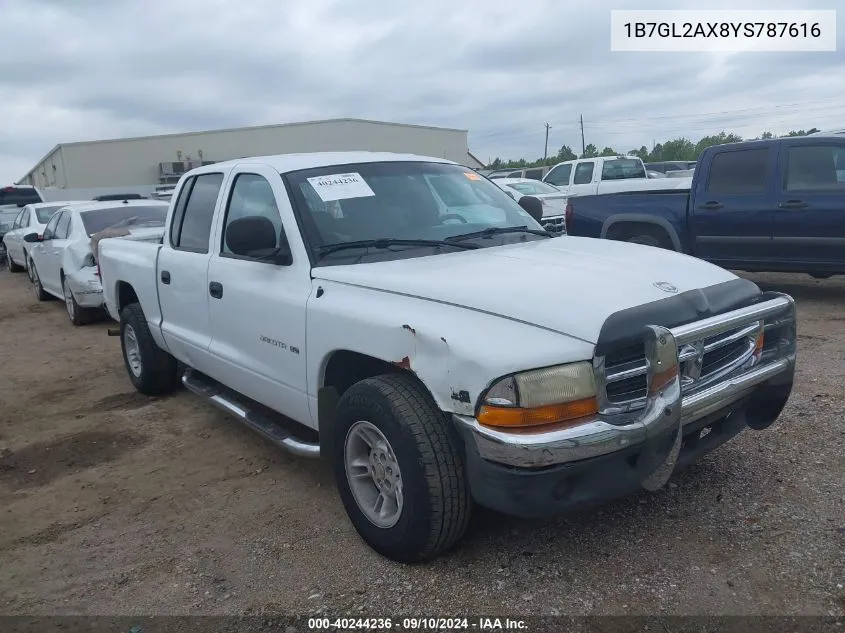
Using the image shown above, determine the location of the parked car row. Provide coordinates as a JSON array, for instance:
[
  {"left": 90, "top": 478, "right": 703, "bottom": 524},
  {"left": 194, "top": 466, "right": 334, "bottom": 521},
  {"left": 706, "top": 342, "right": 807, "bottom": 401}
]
[{"left": 2, "top": 198, "right": 169, "bottom": 325}]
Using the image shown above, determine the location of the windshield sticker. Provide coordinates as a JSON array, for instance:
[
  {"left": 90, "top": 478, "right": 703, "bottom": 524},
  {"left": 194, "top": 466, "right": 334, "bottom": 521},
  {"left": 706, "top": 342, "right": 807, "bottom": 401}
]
[
  {"left": 463, "top": 172, "right": 481, "bottom": 181},
  {"left": 306, "top": 172, "right": 376, "bottom": 202}
]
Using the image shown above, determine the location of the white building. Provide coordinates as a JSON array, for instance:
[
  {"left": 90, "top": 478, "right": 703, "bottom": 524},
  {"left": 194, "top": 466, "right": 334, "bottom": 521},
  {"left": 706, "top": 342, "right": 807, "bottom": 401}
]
[{"left": 18, "top": 118, "right": 484, "bottom": 189}]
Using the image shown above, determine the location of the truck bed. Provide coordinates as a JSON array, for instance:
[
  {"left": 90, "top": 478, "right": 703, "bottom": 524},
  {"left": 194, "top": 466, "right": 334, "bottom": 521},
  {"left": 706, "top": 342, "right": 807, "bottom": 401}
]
[
  {"left": 566, "top": 189, "right": 692, "bottom": 252},
  {"left": 98, "top": 238, "right": 163, "bottom": 328}
]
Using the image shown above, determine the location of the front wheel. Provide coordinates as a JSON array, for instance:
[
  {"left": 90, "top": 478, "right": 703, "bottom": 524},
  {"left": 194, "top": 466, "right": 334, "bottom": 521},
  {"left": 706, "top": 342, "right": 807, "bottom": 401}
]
[
  {"left": 333, "top": 373, "right": 471, "bottom": 563},
  {"left": 119, "top": 302, "right": 179, "bottom": 395}
]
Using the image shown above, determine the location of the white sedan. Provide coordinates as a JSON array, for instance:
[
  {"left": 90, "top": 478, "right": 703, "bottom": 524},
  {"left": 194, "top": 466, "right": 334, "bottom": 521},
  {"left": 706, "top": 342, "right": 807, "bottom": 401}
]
[
  {"left": 492, "top": 178, "right": 569, "bottom": 234},
  {"left": 3, "top": 201, "right": 84, "bottom": 272},
  {"left": 23, "top": 199, "right": 169, "bottom": 325}
]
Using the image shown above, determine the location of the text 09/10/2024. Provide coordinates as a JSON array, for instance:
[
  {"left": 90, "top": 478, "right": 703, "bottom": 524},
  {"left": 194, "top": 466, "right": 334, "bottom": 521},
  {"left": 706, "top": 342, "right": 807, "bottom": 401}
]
[{"left": 610, "top": 9, "right": 836, "bottom": 52}]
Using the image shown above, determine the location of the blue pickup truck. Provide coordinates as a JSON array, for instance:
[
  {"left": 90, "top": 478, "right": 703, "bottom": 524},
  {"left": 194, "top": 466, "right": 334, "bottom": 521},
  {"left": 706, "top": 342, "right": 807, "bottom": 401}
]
[{"left": 564, "top": 136, "right": 845, "bottom": 278}]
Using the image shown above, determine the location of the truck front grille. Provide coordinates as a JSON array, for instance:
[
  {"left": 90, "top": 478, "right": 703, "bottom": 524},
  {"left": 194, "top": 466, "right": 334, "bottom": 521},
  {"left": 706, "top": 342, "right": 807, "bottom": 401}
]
[
  {"left": 542, "top": 215, "right": 566, "bottom": 235},
  {"left": 603, "top": 322, "right": 761, "bottom": 407}
]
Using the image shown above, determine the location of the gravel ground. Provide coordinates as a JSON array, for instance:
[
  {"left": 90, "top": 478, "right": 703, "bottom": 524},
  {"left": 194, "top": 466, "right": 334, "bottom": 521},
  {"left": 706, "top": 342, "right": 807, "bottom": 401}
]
[{"left": 0, "top": 269, "right": 842, "bottom": 617}]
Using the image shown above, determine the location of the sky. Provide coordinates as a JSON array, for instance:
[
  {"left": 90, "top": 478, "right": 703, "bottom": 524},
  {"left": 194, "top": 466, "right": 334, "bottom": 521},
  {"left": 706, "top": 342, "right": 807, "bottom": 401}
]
[{"left": 2, "top": 0, "right": 843, "bottom": 181}]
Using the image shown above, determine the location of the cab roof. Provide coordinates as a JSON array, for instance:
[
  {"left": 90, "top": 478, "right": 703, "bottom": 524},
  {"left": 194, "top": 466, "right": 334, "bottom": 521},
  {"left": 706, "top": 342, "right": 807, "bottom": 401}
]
[
  {"left": 60, "top": 199, "right": 170, "bottom": 214},
  {"left": 189, "top": 151, "right": 457, "bottom": 176}
]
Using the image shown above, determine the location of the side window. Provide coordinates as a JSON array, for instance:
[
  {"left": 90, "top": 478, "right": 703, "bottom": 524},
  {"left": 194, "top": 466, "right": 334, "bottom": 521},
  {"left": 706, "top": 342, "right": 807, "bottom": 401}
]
[
  {"left": 13, "top": 211, "right": 24, "bottom": 229},
  {"left": 169, "top": 177, "right": 194, "bottom": 247},
  {"left": 55, "top": 211, "right": 72, "bottom": 239},
  {"left": 22, "top": 210, "right": 30, "bottom": 228},
  {"left": 784, "top": 144, "right": 845, "bottom": 191},
  {"left": 221, "top": 174, "right": 283, "bottom": 258},
  {"left": 523, "top": 168, "right": 543, "bottom": 180},
  {"left": 573, "top": 162, "right": 594, "bottom": 185},
  {"left": 42, "top": 212, "right": 61, "bottom": 239},
  {"left": 173, "top": 173, "right": 224, "bottom": 253},
  {"left": 545, "top": 164, "right": 572, "bottom": 186},
  {"left": 706, "top": 149, "right": 768, "bottom": 194}
]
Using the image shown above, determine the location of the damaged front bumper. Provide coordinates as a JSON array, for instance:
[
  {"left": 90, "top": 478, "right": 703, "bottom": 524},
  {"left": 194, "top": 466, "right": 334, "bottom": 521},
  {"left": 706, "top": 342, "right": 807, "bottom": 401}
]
[{"left": 453, "top": 292, "right": 796, "bottom": 518}]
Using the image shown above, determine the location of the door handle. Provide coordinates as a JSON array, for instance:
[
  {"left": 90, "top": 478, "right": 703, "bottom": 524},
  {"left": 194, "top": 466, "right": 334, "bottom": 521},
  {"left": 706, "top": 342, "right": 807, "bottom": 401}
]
[
  {"left": 209, "top": 281, "right": 223, "bottom": 299},
  {"left": 778, "top": 200, "right": 808, "bottom": 209},
  {"left": 698, "top": 201, "right": 723, "bottom": 210},
  {"left": 160, "top": 270, "right": 171, "bottom": 284}
]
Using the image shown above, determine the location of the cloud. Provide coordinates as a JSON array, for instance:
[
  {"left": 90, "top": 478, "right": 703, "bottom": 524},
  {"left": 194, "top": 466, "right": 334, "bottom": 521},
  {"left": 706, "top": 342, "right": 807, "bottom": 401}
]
[{"left": 2, "top": 0, "right": 843, "bottom": 180}]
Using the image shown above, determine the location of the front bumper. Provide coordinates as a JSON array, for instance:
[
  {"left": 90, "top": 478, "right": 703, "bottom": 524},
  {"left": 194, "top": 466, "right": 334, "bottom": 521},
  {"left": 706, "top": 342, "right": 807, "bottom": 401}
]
[
  {"left": 453, "top": 292, "right": 796, "bottom": 517},
  {"left": 66, "top": 267, "right": 104, "bottom": 309}
]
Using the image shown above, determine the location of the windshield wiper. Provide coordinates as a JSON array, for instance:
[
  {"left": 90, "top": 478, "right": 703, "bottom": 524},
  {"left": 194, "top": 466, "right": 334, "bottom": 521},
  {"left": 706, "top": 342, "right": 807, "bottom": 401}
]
[
  {"left": 445, "top": 225, "right": 552, "bottom": 242},
  {"left": 315, "top": 238, "right": 479, "bottom": 259}
]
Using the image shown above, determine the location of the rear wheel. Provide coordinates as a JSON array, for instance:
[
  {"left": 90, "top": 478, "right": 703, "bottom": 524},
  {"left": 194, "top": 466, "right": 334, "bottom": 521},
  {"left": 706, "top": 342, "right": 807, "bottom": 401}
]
[
  {"left": 333, "top": 373, "right": 471, "bottom": 562},
  {"left": 62, "top": 276, "right": 96, "bottom": 326},
  {"left": 119, "top": 302, "right": 179, "bottom": 395},
  {"left": 7, "top": 252, "right": 24, "bottom": 273},
  {"left": 29, "top": 258, "right": 49, "bottom": 301}
]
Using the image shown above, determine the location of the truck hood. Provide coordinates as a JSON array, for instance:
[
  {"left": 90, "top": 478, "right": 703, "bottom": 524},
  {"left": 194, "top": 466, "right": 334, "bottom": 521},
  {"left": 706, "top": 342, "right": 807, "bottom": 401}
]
[{"left": 312, "top": 236, "right": 742, "bottom": 344}]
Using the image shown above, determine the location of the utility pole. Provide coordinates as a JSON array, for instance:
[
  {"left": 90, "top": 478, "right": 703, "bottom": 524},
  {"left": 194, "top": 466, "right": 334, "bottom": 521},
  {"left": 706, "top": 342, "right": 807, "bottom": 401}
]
[
  {"left": 579, "top": 114, "right": 586, "bottom": 156},
  {"left": 543, "top": 122, "right": 552, "bottom": 161}
]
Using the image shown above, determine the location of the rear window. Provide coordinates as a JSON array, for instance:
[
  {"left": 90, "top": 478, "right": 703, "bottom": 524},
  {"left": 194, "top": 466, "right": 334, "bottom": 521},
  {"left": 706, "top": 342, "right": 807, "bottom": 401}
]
[
  {"left": 0, "top": 186, "right": 41, "bottom": 206},
  {"left": 80, "top": 205, "right": 168, "bottom": 236},
  {"left": 35, "top": 204, "right": 66, "bottom": 223},
  {"left": 601, "top": 159, "right": 646, "bottom": 180}
]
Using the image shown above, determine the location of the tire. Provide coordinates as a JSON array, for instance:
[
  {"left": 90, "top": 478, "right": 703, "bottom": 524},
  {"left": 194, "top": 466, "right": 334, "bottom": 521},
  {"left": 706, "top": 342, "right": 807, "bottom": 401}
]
[
  {"left": 624, "top": 228, "right": 673, "bottom": 249},
  {"left": 7, "top": 252, "right": 24, "bottom": 273},
  {"left": 29, "top": 258, "right": 50, "bottom": 302},
  {"left": 119, "top": 302, "right": 179, "bottom": 395},
  {"left": 62, "top": 276, "right": 96, "bottom": 326},
  {"left": 332, "top": 373, "right": 471, "bottom": 563}
]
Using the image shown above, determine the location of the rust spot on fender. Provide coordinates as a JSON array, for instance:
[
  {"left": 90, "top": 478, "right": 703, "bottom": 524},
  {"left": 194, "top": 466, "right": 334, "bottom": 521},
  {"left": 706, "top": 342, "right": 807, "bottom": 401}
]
[
  {"left": 393, "top": 356, "right": 413, "bottom": 370},
  {"left": 402, "top": 324, "right": 416, "bottom": 335}
]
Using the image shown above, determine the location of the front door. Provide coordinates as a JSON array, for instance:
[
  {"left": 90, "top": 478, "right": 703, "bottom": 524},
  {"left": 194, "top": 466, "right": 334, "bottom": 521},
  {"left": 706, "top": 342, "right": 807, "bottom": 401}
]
[
  {"left": 205, "top": 168, "right": 312, "bottom": 427},
  {"left": 689, "top": 145, "right": 777, "bottom": 267},
  {"left": 157, "top": 172, "right": 225, "bottom": 371},
  {"left": 772, "top": 138, "right": 845, "bottom": 270}
]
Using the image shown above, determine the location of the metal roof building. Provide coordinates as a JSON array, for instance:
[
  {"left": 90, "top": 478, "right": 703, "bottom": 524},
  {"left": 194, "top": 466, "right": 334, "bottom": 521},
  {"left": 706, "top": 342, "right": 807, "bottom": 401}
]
[{"left": 18, "top": 118, "right": 484, "bottom": 189}]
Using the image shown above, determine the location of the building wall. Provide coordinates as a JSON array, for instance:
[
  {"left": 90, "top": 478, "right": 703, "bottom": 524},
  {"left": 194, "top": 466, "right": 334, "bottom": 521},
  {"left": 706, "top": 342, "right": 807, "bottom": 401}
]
[{"left": 24, "top": 120, "right": 474, "bottom": 188}]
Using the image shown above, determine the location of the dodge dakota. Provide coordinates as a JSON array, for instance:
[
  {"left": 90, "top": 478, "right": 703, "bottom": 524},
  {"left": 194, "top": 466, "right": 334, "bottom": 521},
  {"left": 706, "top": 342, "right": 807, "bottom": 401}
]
[
  {"left": 563, "top": 136, "right": 845, "bottom": 278},
  {"left": 97, "top": 152, "right": 797, "bottom": 562}
]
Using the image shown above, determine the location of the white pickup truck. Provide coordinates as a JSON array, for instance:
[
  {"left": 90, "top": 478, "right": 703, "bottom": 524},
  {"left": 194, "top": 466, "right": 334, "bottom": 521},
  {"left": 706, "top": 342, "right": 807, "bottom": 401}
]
[{"left": 98, "top": 151, "right": 797, "bottom": 562}]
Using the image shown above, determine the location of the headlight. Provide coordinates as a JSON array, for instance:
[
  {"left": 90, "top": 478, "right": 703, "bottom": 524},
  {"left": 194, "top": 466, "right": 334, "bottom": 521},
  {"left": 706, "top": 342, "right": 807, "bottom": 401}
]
[{"left": 478, "top": 362, "right": 598, "bottom": 429}]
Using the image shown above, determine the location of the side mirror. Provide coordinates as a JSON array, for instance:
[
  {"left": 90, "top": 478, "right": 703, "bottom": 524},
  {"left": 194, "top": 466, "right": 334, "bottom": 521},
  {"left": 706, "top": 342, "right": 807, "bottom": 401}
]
[
  {"left": 518, "top": 196, "right": 544, "bottom": 224},
  {"left": 225, "top": 216, "right": 292, "bottom": 265},
  {"left": 23, "top": 232, "right": 42, "bottom": 243}
]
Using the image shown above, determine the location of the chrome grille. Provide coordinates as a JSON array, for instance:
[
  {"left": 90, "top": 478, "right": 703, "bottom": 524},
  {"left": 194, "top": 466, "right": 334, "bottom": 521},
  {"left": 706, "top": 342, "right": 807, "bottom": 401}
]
[
  {"left": 603, "top": 321, "right": 763, "bottom": 408},
  {"left": 542, "top": 215, "right": 566, "bottom": 235}
]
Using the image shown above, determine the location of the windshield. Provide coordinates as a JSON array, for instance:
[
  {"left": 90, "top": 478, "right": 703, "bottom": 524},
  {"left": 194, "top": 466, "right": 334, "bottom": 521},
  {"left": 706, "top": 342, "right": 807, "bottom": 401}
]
[
  {"left": 35, "top": 204, "right": 66, "bottom": 224},
  {"left": 507, "top": 181, "right": 560, "bottom": 195},
  {"left": 601, "top": 159, "right": 647, "bottom": 180},
  {"left": 80, "top": 205, "right": 167, "bottom": 236},
  {"left": 284, "top": 161, "right": 545, "bottom": 264}
]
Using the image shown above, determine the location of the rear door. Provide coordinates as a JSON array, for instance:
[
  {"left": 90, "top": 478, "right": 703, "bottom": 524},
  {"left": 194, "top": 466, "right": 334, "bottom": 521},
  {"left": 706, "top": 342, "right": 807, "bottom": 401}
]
[
  {"left": 205, "top": 167, "right": 312, "bottom": 424},
  {"left": 48, "top": 211, "right": 74, "bottom": 294},
  {"left": 689, "top": 145, "right": 777, "bottom": 265},
  {"left": 157, "top": 172, "right": 225, "bottom": 370},
  {"left": 772, "top": 138, "right": 845, "bottom": 269},
  {"left": 5, "top": 210, "right": 26, "bottom": 264}
]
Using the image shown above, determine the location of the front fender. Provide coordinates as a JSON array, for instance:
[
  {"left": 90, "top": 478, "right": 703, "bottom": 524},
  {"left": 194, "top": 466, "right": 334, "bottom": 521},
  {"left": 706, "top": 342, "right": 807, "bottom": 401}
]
[{"left": 306, "top": 280, "right": 595, "bottom": 416}]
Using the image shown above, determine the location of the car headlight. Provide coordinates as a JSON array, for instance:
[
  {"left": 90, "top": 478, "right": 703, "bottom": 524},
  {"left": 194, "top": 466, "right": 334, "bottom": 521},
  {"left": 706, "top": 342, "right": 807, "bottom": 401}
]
[{"left": 477, "top": 362, "right": 598, "bottom": 429}]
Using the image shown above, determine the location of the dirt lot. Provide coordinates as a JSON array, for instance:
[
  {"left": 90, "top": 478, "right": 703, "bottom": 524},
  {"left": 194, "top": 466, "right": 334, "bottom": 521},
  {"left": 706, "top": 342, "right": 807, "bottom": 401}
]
[{"left": 0, "top": 269, "right": 842, "bottom": 617}]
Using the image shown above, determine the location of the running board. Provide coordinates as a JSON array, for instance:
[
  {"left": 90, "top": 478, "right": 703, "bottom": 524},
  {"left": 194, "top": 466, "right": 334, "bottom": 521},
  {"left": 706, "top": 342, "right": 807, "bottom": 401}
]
[{"left": 181, "top": 370, "right": 320, "bottom": 458}]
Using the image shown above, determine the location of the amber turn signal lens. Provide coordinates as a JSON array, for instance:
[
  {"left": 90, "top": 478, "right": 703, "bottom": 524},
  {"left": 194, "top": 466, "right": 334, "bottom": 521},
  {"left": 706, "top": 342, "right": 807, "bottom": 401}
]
[
  {"left": 477, "top": 397, "right": 599, "bottom": 429},
  {"left": 648, "top": 364, "right": 679, "bottom": 394}
]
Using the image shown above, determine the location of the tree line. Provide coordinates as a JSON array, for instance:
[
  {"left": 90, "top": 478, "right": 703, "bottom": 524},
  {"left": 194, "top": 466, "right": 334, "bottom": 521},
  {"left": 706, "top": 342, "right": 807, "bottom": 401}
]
[{"left": 485, "top": 129, "right": 821, "bottom": 169}]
